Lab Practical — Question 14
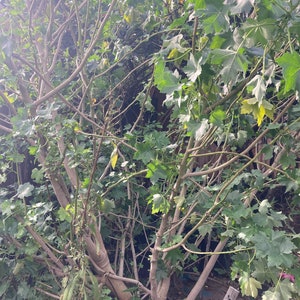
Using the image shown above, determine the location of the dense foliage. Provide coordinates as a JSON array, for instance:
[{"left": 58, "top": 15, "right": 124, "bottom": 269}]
[{"left": 0, "top": 0, "right": 300, "bottom": 299}]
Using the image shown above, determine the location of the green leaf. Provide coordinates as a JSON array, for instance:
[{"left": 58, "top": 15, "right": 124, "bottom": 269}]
[
  {"left": 146, "top": 160, "right": 168, "bottom": 184},
  {"left": 209, "top": 107, "right": 226, "bottom": 126},
  {"left": 162, "top": 34, "right": 187, "bottom": 54},
  {"left": 183, "top": 53, "right": 202, "bottom": 82},
  {"left": 276, "top": 52, "right": 300, "bottom": 93},
  {"left": 279, "top": 151, "right": 296, "bottom": 170},
  {"left": 261, "top": 144, "right": 274, "bottom": 160},
  {"left": 262, "top": 280, "right": 296, "bottom": 300},
  {"left": 258, "top": 199, "right": 271, "bottom": 214},
  {"left": 165, "top": 248, "right": 183, "bottom": 265},
  {"left": 17, "top": 281, "right": 30, "bottom": 298},
  {"left": 239, "top": 273, "right": 262, "bottom": 298},
  {"left": 134, "top": 143, "right": 155, "bottom": 164},
  {"left": 251, "top": 231, "right": 296, "bottom": 268},
  {"left": 174, "top": 196, "right": 185, "bottom": 209},
  {"left": 229, "top": 0, "right": 255, "bottom": 15},
  {"left": 31, "top": 168, "right": 44, "bottom": 183},
  {"left": 0, "top": 281, "right": 10, "bottom": 297},
  {"left": 242, "top": 18, "right": 277, "bottom": 46},
  {"left": 99, "top": 198, "right": 115, "bottom": 213},
  {"left": 211, "top": 48, "right": 249, "bottom": 83},
  {"left": 272, "top": 231, "right": 296, "bottom": 255},
  {"left": 191, "top": 0, "right": 205, "bottom": 10},
  {"left": 150, "top": 194, "right": 170, "bottom": 214},
  {"left": 57, "top": 207, "right": 72, "bottom": 223},
  {"left": 154, "top": 59, "right": 182, "bottom": 94},
  {"left": 197, "top": 0, "right": 230, "bottom": 34},
  {"left": 17, "top": 183, "right": 34, "bottom": 199},
  {"left": 156, "top": 260, "right": 168, "bottom": 281}
]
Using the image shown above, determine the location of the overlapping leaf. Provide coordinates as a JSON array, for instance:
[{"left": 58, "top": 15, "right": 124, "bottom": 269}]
[{"left": 211, "top": 48, "right": 249, "bottom": 83}]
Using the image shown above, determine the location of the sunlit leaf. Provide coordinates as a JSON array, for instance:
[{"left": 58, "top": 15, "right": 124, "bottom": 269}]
[
  {"left": 239, "top": 273, "right": 262, "bottom": 298},
  {"left": 150, "top": 194, "right": 170, "bottom": 214},
  {"left": 209, "top": 107, "right": 226, "bottom": 126},
  {"left": 276, "top": 52, "right": 300, "bottom": 93},
  {"left": 247, "top": 75, "right": 266, "bottom": 103},
  {"left": 154, "top": 59, "right": 182, "bottom": 94},
  {"left": 110, "top": 143, "right": 118, "bottom": 169},
  {"left": 17, "top": 183, "right": 34, "bottom": 199},
  {"left": 183, "top": 53, "right": 202, "bottom": 82},
  {"left": 174, "top": 196, "right": 185, "bottom": 209},
  {"left": 241, "top": 99, "right": 274, "bottom": 125}
]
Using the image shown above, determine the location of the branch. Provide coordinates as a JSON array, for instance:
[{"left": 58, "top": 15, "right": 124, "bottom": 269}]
[
  {"left": 186, "top": 238, "right": 229, "bottom": 300},
  {"left": 33, "top": 0, "right": 118, "bottom": 107},
  {"left": 184, "top": 94, "right": 297, "bottom": 179},
  {"left": 15, "top": 215, "right": 65, "bottom": 271}
]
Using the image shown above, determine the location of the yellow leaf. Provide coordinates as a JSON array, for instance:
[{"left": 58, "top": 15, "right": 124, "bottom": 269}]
[
  {"left": 256, "top": 104, "right": 265, "bottom": 126},
  {"left": 4, "top": 92, "right": 15, "bottom": 103},
  {"left": 241, "top": 100, "right": 254, "bottom": 114},
  {"left": 168, "top": 48, "right": 179, "bottom": 59},
  {"left": 110, "top": 144, "right": 118, "bottom": 169},
  {"left": 73, "top": 124, "right": 81, "bottom": 132},
  {"left": 241, "top": 99, "right": 274, "bottom": 126},
  {"left": 243, "top": 277, "right": 262, "bottom": 298},
  {"left": 174, "top": 196, "right": 185, "bottom": 208},
  {"left": 123, "top": 14, "right": 132, "bottom": 24}
]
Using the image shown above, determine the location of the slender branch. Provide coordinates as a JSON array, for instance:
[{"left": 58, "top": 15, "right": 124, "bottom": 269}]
[
  {"left": 33, "top": 0, "right": 118, "bottom": 107},
  {"left": 184, "top": 95, "right": 296, "bottom": 179},
  {"left": 35, "top": 287, "right": 60, "bottom": 299},
  {"left": 0, "top": 123, "right": 12, "bottom": 133}
]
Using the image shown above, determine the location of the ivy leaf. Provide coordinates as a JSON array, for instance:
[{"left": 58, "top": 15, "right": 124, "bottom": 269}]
[
  {"left": 276, "top": 52, "right": 300, "bottom": 93},
  {"left": 183, "top": 53, "right": 202, "bottom": 82},
  {"left": 57, "top": 207, "right": 72, "bottom": 223},
  {"left": 211, "top": 48, "right": 249, "bottom": 83},
  {"left": 17, "top": 183, "right": 34, "bottom": 199}
]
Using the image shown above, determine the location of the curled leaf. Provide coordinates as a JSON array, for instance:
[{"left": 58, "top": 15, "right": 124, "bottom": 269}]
[{"left": 110, "top": 144, "right": 118, "bottom": 169}]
